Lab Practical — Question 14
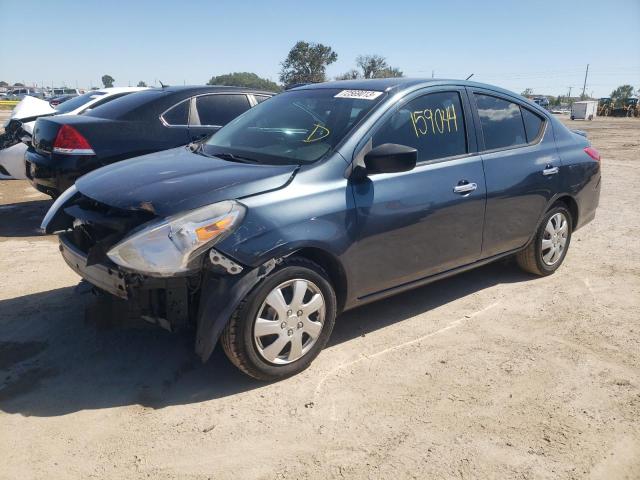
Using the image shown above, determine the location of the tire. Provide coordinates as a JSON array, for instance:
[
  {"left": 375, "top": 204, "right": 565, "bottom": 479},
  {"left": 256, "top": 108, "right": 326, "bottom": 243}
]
[
  {"left": 516, "top": 204, "right": 572, "bottom": 276},
  {"left": 221, "top": 257, "right": 337, "bottom": 381}
]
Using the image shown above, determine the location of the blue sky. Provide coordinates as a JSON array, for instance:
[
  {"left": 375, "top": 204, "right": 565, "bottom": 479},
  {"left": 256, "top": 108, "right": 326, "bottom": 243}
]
[{"left": 1, "top": 0, "right": 638, "bottom": 97}]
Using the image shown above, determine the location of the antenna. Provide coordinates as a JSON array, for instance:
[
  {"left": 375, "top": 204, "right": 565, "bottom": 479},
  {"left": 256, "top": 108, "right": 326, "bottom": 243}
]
[
  {"left": 466, "top": 73, "right": 474, "bottom": 80},
  {"left": 159, "top": 80, "right": 167, "bottom": 88}
]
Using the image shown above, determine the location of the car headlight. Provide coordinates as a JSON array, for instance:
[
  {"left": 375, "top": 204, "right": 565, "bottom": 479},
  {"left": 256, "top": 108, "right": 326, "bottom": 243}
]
[{"left": 107, "top": 200, "right": 245, "bottom": 276}]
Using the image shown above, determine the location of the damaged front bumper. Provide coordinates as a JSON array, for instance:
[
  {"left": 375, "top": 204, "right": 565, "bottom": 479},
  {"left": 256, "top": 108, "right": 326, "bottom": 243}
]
[
  {"left": 60, "top": 233, "right": 128, "bottom": 299},
  {"left": 58, "top": 232, "right": 274, "bottom": 362},
  {"left": 59, "top": 232, "right": 196, "bottom": 332}
]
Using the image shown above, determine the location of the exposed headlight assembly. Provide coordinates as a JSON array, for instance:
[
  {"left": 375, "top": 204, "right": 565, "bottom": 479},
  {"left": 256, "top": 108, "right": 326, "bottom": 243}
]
[{"left": 107, "top": 200, "right": 245, "bottom": 277}]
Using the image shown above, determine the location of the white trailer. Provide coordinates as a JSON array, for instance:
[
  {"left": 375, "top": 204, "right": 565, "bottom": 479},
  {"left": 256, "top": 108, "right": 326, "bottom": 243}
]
[{"left": 571, "top": 101, "right": 598, "bottom": 120}]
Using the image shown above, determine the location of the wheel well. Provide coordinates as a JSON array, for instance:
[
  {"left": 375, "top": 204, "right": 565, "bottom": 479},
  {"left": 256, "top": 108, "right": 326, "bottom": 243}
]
[
  {"left": 552, "top": 196, "right": 579, "bottom": 229},
  {"left": 292, "top": 247, "right": 347, "bottom": 313}
]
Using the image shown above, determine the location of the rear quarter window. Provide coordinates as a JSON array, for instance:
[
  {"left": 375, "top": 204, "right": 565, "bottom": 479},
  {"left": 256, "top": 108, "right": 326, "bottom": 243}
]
[
  {"left": 521, "top": 107, "right": 545, "bottom": 142},
  {"left": 161, "top": 100, "right": 189, "bottom": 126}
]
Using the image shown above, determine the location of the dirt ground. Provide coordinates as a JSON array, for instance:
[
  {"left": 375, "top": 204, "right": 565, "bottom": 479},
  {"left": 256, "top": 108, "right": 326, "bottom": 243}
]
[{"left": 0, "top": 116, "right": 638, "bottom": 480}]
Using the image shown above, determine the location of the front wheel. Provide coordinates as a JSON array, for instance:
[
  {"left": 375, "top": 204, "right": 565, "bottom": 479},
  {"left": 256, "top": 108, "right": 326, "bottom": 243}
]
[
  {"left": 517, "top": 205, "right": 572, "bottom": 276},
  {"left": 221, "top": 257, "right": 337, "bottom": 381}
]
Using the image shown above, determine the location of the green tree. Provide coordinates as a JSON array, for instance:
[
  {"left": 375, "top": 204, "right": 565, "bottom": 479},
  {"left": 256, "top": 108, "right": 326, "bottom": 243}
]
[
  {"left": 610, "top": 84, "right": 634, "bottom": 105},
  {"left": 521, "top": 88, "right": 533, "bottom": 97},
  {"left": 207, "top": 72, "right": 281, "bottom": 92},
  {"left": 137, "top": 81, "right": 147, "bottom": 87},
  {"left": 374, "top": 67, "right": 403, "bottom": 78},
  {"left": 337, "top": 54, "right": 402, "bottom": 80},
  {"left": 13, "top": 82, "right": 24, "bottom": 87},
  {"left": 335, "top": 69, "right": 361, "bottom": 80},
  {"left": 0, "top": 81, "right": 8, "bottom": 87},
  {"left": 279, "top": 41, "right": 337, "bottom": 87},
  {"left": 356, "top": 54, "right": 389, "bottom": 79},
  {"left": 101, "top": 75, "right": 115, "bottom": 88}
]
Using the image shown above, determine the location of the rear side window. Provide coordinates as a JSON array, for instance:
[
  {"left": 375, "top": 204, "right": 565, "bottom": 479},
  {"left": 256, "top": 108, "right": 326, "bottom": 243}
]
[
  {"left": 194, "top": 94, "right": 250, "bottom": 126},
  {"left": 254, "top": 95, "right": 270, "bottom": 103},
  {"left": 373, "top": 91, "right": 467, "bottom": 163},
  {"left": 474, "top": 94, "right": 526, "bottom": 150},
  {"left": 161, "top": 100, "right": 189, "bottom": 126},
  {"left": 521, "top": 107, "right": 544, "bottom": 142}
]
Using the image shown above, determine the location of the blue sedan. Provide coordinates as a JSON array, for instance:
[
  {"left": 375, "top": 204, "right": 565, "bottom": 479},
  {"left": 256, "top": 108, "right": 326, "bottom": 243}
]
[{"left": 42, "top": 78, "right": 601, "bottom": 380}]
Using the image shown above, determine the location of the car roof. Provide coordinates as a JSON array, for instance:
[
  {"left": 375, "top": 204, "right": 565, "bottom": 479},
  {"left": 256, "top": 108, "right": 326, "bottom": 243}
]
[
  {"left": 156, "top": 85, "right": 275, "bottom": 96},
  {"left": 293, "top": 78, "right": 525, "bottom": 99},
  {"left": 93, "top": 87, "right": 149, "bottom": 95}
]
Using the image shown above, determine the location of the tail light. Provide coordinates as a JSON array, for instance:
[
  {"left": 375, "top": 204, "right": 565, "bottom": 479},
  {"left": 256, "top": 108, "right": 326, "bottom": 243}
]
[
  {"left": 53, "top": 125, "right": 95, "bottom": 155},
  {"left": 584, "top": 146, "right": 600, "bottom": 162}
]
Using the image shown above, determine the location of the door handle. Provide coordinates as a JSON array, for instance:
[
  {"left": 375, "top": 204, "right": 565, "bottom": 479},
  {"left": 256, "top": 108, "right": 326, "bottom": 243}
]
[
  {"left": 453, "top": 182, "right": 478, "bottom": 194},
  {"left": 542, "top": 165, "right": 559, "bottom": 176}
]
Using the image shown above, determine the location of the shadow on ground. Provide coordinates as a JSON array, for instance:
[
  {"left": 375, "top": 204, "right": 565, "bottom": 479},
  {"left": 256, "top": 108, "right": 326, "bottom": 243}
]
[
  {"left": 0, "top": 260, "right": 531, "bottom": 417},
  {"left": 0, "top": 200, "right": 52, "bottom": 237}
]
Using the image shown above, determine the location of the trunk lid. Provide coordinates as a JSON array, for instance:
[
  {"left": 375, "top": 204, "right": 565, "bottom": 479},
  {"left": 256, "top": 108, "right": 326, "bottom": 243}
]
[{"left": 32, "top": 115, "right": 117, "bottom": 157}]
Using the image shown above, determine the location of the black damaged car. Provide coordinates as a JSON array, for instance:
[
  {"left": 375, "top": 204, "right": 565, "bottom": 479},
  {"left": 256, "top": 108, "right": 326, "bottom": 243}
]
[{"left": 26, "top": 86, "right": 273, "bottom": 198}]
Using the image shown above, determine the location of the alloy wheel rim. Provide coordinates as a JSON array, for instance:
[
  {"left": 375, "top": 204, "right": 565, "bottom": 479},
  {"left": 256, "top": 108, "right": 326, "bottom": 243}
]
[
  {"left": 253, "top": 279, "right": 325, "bottom": 365},
  {"left": 541, "top": 212, "right": 568, "bottom": 266}
]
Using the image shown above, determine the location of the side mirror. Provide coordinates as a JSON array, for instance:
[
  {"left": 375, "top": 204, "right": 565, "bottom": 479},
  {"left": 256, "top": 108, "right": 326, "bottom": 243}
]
[{"left": 363, "top": 143, "right": 417, "bottom": 175}]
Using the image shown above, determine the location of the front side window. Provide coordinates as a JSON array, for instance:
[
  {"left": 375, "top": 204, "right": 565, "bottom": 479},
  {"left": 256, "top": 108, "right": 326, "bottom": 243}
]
[
  {"left": 475, "top": 94, "right": 526, "bottom": 150},
  {"left": 194, "top": 94, "right": 251, "bottom": 126},
  {"left": 204, "top": 88, "right": 385, "bottom": 164},
  {"left": 372, "top": 91, "right": 467, "bottom": 163}
]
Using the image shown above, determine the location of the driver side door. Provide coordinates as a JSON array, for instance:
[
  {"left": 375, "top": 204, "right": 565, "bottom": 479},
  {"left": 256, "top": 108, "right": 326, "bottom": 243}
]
[{"left": 348, "top": 88, "right": 487, "bottom": 299}]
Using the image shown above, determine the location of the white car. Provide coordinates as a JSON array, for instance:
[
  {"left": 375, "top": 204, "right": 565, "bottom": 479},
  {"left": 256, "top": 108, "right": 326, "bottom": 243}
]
[{"left": 0, "top": 87, "right": 148, "bottom": 180}]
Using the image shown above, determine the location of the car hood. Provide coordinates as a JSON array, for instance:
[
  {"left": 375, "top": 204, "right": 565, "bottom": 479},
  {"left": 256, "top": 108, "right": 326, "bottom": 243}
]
[
  {"left": 10, "top": 96, "right": 55, "bottom": 120},
  {"left": 76, "top": 146, "right": 298, "bottom": 217}
]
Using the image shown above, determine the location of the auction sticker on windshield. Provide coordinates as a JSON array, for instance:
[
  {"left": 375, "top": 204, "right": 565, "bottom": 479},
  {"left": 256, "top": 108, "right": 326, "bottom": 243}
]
[{"left": 334, "top": 90, "right": 383, "bottom": 100}]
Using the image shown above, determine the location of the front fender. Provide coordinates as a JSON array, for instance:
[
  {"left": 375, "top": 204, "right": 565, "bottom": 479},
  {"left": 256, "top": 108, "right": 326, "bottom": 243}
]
[{"left": 194, "top": 259, "right": 278, "bottom": 362}]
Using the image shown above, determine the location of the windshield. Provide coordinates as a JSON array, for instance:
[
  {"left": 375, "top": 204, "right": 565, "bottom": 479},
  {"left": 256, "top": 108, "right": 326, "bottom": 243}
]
[
  {"left": 204, "top": 88, "right": 385, "bottom": 164},
  {"left": 54, "top": 92, "right": 105, "bottom": 113}
]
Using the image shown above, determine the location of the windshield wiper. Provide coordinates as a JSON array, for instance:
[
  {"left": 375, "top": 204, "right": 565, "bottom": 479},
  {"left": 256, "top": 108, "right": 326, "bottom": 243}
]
[{"left": 213, "top": 152, "right": 259, "bottom": 163}]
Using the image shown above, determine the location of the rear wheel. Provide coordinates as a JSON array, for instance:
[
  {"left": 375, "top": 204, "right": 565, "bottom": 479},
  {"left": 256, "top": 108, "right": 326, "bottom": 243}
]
[
  {"left": 221, "top": 257, "right": 337, "bottom": 381},
  {"left": 517, "top": 205, "right": 572, "bottom": 276}
]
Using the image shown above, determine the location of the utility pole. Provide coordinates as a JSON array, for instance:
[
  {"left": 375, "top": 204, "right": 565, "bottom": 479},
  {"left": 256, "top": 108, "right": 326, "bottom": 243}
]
[
  {"left": 567, "top": 86, "right": 572, "bottom": 99},
  {"left": 581, "top": 64, "right": 589, "bottom": 99}
]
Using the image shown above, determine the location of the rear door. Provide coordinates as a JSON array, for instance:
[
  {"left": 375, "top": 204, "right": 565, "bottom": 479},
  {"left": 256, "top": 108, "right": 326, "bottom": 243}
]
[
  {"left": 188, "top": 93, "right": 252, "bottom": 141},
  {"left": 349, "top": 87, "right": 486, "bottom": 298},
  {"left": 469, "top": 88, "right": 560, "bottom": 258}
]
